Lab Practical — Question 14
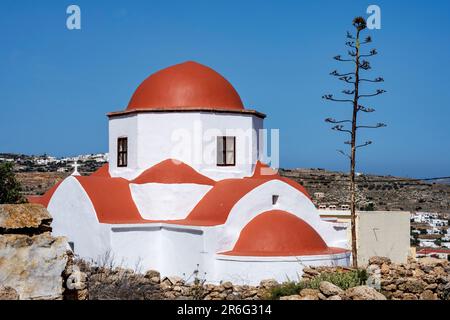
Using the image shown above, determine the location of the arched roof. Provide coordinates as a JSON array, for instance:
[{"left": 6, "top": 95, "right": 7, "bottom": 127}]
[
  {"left": 127, "top": 61, "right": 244, "bottom": 111},
  {"left": 222, "top": 210, "right": 347, "bottom": 256}
]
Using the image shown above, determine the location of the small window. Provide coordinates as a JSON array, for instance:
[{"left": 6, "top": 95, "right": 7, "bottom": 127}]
[
  {"left": 117, "top": 137, "right": 128, "bottom": 167},
  {"left": 272, "top": 195, "right": 279, "bottom": 205},
  {"left": 217, "top": 136, "right": 235, "bottom": 166}
]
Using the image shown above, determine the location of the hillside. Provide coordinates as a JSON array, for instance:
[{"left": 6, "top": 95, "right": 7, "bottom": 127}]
[{"left": 279, "top": 168, "right": 450, "bottom": 214}]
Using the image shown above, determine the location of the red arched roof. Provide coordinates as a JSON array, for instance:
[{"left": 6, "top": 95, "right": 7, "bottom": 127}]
[
  {"left": 132, "top": 159, "right": 215, "bottom": 185},
  {"left": 252, "top": 161, "right": 311, "bottom": 199},
  {"left": 222, "top": 210, "right": 347, "bottom": 256},
  {"left": 75, "top": 176, "right": 145, "bottom": 224},
  {"left": 90, "top": 164, "right": 111, "bottom": 178},
  {"left": 127, "top": 61, "right": 244, "bottom": 111}
]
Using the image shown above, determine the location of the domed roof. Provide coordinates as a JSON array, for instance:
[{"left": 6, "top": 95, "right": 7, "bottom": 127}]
[
  {"left": 127, "top": 61, "right": 244, "bottom": 111},
  {"left": 131, "top": 159, "right": 215, "bottom": 185},
  {"left": 223, "top": 210, "right": 342, "bottom": 256}
]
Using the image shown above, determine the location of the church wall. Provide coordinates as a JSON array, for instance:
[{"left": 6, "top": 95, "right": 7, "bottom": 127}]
[
  {"left": 47, "top": 177, "right": 111, "bottom": 262},
  {"left": 129, "top": 183, "right": 213, "bottom": 220},
  {"left": 158, "top": 226, "right": 205, "bottom": 279},
  {"left": 109, "top": 115, "right": 139, "bottom": 180},
  {"left": 108, "top": 112, "right": 263, "bottom": 181},
  {"left": 110, "top": 225, "right": 161, "bottom": 271}
]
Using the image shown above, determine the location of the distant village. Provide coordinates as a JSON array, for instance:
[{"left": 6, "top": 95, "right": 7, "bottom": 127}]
[{"left": 0, "top": 152, "right": 107, "bottom": 173}]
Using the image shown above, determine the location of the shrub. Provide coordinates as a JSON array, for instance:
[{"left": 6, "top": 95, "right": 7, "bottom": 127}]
[{"left": 269, "top": 269, "right": 367, "bottom": 299}]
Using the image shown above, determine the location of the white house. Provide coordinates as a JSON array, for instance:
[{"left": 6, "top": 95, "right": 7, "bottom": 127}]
[{"left": 29, "top": 61, "right": 349, "bottom": 285}]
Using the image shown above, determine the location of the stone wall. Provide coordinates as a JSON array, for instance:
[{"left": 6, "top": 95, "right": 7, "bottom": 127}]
[
  {"left": 0, "top": 204, "right": 69, "bottom": 300},
  {"left": 65, "top": 259, "right": 276, "bottom": 300},
  {"left": 301, "top": 256, "right": 450, "bottom": 300}
]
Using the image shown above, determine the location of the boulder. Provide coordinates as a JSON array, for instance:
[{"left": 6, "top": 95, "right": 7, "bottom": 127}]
[
  {"left": 222, "top": 281, "right": 233, "bottom": 289},
  {"left": 401, "top": 293, "right": 418, "bottom": 300},
  {"left": 0, "top": 286, "right": 19, "bottom": 300},
  {"left": 299, "top": 288, "right": 320, "bottom": 299},
  {"left": 419, "top": 290, "right": 438, "bottom": 300},
  {"left": 319, "top": 281, "right": 344, "bottom": 296},
  {"left": 0, "top": 204, "right": 52, "bottom": 232},
  {"left": 344, "top": 285, "right": 387, "bottom": 300},
  {"left": 418, "top": 257, "right": 446, "bottom": 267},
  {"left": 327, "top": 295, "right": 342, "bottom": 300},
  {"left": 380, "top": 263, "right": 390, "bottom": 275},
  {"left": 279, "top": 295, "right": 302, "bottom": 300},
  {"left": 0, "top": 233, "right": 69, "bottom": 300},
  {"left": 398, "top": 278, "right": 426, "bottom": 294},
  {"left": 259, "top": 279, "right": 278, "bottom": 289},
  {"left": 368, "top": 256, "right": 391, "bottom": 266}
]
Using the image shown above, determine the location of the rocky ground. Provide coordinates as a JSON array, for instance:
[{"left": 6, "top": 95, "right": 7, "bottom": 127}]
[{"left": 280, "top": 168, "right": 450, "bottom": 214}]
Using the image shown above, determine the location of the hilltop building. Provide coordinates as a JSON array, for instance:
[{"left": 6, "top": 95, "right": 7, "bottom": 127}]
[{"left": 29, "top": 61, "right": 349, "bottom": 284}]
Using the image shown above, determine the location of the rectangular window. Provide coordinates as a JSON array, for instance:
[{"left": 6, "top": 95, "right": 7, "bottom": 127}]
[
  {"left": 117, "top": 137, "right": 128, "bottom": 167},
  {"left": 217, "top": 136, "right": 235, "bottom": 166}
]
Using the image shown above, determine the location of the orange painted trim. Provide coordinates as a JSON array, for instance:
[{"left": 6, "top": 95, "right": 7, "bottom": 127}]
[{"left": 107, "top": 107, "right": 266, "bottom": 119}]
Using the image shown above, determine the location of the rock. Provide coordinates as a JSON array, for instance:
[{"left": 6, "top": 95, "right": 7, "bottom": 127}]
[
  {"left": 302, "top": 267, "right": 319, "bottom": 276},
  {"left": 384, "top": 284, "right": 397, "bottom": 291},
  {"left": 413, "top": 268, "right": 425, "bottom": 277},
  {"left": 420, "top": 290, "right": 438, "bottom": 300},
  {"left": 279, "top": 295, "right": 302, "bottom": 300},
  {"left": 145, "top": 270, "right": 160, "bottom": 279},
  {"left": 318, "top": 293, "right": 327, "bottom": 300},
  {"left": 163, "top": 276, "right": 183, "bottom": 285},
  {"left": 398, "top": 278, "right": 426, "bottom": 294},
  {"left": 319, "top": 281, "right": 344, "bottom": 296},
  {"left": 173, "top": 286, "right": 182, "bottom": 292},
  {"left": 368, "top": 256, "right": 391, "bottom": 266},
  {"left": 0, "top": 286, "right": 19, "bottom": 300},
  {"left": 345, "top": 286, "right": 387, "bottom": 300},
  {"left": 300, "top": 295, "right": 319, "bottom": 300},
  {"left": 222, "top": 281, "right": 233, "bottom": 289},
  {"left": 0, "top": 233, "right": 68, "bottom": 300},
  {"left": 327, "top": 295, "right": 342, "bottom": 300},
  {"left": 433, "top": 266, "right": 446, "bottom": 276},
  {"left": 425, "top": 283, "right": 438, "bottom": 291},
  {"left": 402, "top": 293, "right": 418, "bottom": 300},
  {"left": 259, "top": 279, "right": 278, "bottom": 289},
  {"left": 418, "top": 257, "right": 446, "bottom": 267},
  {"left": 0, "top": 204, "right": 52, "bottom": 231},
  {"left": 380, "top": 263, "right": 390, "bottom": 275},
  {"left": 299, "top": 288, "right": 320, "bottom": 298}
]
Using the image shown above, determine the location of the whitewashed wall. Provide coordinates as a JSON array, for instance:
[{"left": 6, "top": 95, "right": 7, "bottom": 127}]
[
  {"left": 47, "top": 177, "right": 111, "bottom": 261},
  {"left": 130, "top": 183, "right": 212, "bottom": 220},
  {"left": 109, "top": 112, "right": 263, "bottom": 180}
]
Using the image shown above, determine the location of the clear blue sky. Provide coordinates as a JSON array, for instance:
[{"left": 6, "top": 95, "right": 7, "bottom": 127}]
[{"left": 1, "top": 0, "right": 449, "bottom": 178}]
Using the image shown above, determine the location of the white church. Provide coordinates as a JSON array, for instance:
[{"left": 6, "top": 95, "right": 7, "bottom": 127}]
[{"left": 30, "top": 61, "right": 350, "bottom": 285}]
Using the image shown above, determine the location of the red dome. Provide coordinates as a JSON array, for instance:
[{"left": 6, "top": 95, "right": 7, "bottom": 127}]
[
  {"left": 127, "top": 61, "right": 244, "bottom": 111},
  {"left": 223, "top": 210, "right": 343, "bottom": 256}
]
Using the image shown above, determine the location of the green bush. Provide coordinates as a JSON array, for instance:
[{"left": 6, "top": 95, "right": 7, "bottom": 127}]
[{"left": 269, "top": 269, "right": 367, "bottom": 299}]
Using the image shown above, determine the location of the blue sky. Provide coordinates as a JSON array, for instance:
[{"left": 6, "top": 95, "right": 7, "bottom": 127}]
[{"left": 1, "top": 0, "right": 449, "bottom": 178}]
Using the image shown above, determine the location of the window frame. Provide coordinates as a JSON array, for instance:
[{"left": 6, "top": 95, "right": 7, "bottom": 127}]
[
  {"left": 117, "top": 137, "right": 128, "bottom": 167},
  {"left": 217, "top": 136, "right": 236, "bottom": 167}
]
